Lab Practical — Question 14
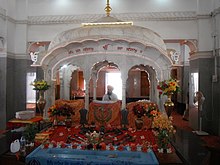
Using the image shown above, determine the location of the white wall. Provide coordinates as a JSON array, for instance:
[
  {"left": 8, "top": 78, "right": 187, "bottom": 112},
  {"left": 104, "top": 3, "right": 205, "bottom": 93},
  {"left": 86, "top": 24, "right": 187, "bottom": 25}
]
[
  {"left": 0, "top": 0, "right": 6, "bottom": 10},
  {"left": 27, "top": 0, "right": 197, "bottom": 16},
  {"left": 27, "top": 24, "right": 80, "bottom": 41},
  {"left": 15, "top": 24, "right": 27, "bottom": 54},
  {"left": 16, "top": 0, "right": 28, "bottom": 20},
  {"left": 1, "top": 0, "right": 217, "bottom": 54},
  {"left": 197, "top": 0, "right": 214, "bottom": 14},
  {"left": 137, "top": 20, "right": 198, "bottom": 39},
  {"left": 212, "top": 0, "right": 220, "bottom": 9},
  {"left": 27, "top": 20, "right": 198, "bottom": 42},
  {"left": 6, "top": 0, "right": 16, "bottom": 19},
  {"left": 6, "top": 21, "right": 16, "bottom": 53},
  {"left": 197, "top": 19, "right": 213, "bottom": 51}
]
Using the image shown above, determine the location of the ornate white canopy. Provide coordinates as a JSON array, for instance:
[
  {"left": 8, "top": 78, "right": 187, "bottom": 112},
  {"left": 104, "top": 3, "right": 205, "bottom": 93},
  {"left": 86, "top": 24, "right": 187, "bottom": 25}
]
[{"left": 32, "top": 13, "right": 172, "bottom": 118}]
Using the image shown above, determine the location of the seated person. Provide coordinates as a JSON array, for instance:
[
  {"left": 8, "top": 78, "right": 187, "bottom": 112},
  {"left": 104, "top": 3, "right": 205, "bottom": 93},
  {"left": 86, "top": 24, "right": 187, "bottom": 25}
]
[{"left": 102, "top": 85, "right": 118, "bottom": 101}]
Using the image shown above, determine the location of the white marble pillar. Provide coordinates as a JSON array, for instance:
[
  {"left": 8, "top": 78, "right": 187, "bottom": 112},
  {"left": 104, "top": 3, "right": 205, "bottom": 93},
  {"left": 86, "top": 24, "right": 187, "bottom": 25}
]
[
  {"left": 63, "top": 67, "right": 73, "bottom": 100},
  {"left": 44, "top": 67, "right": 55, "bottom": 120},
  {"left": 150, "top": 69, "right": 158, "bottom": 104},
  {"left": 91, "top": 73, "right": 98, "bottom": 100},
  {"left": 121, "top": 81, "right": 127, "bottom": 109},
  {"left": 93, "top": 83, "right": 97, "bottom": 100},
  {"left": 59, "top": 79, "right": 64, "bottom": 99},
  {"left": 84, "top": 79, "right": 90, "bottom": 110},
  {"left": 121, "top": 72, "right": 128, "bottom": 110},
  {"left": 63, "top": 68, "right": 68, "bottom": 100}
]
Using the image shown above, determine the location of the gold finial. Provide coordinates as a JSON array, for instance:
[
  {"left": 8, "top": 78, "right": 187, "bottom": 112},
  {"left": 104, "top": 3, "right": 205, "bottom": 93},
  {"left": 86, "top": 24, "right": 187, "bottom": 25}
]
[{"left": 105, "top": 0, "right": 112, "bottom": 16}]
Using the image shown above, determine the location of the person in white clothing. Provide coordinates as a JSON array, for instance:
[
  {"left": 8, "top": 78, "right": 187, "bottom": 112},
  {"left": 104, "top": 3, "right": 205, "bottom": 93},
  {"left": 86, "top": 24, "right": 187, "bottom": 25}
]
[{"left": 102, "top": 85, "right": 118, "bottom": 101}]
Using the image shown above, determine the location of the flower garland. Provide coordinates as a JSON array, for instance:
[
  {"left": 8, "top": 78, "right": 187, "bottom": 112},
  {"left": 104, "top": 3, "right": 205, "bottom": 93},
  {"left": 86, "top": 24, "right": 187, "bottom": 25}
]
[{"left": 41, "top": 140, "right": 154, "bottom": 153}]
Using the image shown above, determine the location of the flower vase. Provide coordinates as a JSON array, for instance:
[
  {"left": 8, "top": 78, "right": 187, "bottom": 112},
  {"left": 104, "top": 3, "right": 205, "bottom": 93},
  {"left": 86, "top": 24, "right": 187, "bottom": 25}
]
[
  {"left": 135, "top": 117, "right": 144, "bottom": 130},
  {"left": 37, "top": 90, "right": 46, "bottom": 116},
  {"left": 164, "top": 94, "right": 174, "bottom": 118}
]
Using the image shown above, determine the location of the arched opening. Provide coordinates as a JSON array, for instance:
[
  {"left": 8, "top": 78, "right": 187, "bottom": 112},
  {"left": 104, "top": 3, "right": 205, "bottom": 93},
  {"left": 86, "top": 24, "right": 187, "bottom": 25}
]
[
  {"left": 126, "top": 66, "right": 150, "bottom": 102},
  {"left": 90, "top": 60, "right": 122, "bottom": 101}
]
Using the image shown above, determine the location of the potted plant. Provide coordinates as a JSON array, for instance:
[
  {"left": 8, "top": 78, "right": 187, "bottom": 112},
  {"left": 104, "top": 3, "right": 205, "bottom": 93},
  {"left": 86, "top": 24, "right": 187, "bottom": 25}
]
[{"left": 23, "top": 124, "right": 39, "bottom": 144}]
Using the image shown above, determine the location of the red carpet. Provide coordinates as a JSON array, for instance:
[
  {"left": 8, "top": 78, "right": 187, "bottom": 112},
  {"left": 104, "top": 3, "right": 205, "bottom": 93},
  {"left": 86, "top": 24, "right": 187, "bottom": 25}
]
[
  {"left": 172, "top": 111, "right": 193, "bottom": 132},
  {"left": 0, "top": 130, "right": 7, "bottom": 135}
]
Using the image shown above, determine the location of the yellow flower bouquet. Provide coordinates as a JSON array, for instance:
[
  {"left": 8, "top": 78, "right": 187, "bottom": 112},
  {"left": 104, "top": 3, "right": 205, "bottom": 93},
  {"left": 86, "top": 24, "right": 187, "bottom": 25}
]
[
  {"left": 31, "top": 80, "right": 50, "bottom": 91},
  {"left": 152, "top": 113, "right": 175, "bottom": 132},
  {"left": 152, "top": 113, "right": 176, "bottom": 151},
  {"left": 157, "top": 78, "right": 180, "bottom": 97}
]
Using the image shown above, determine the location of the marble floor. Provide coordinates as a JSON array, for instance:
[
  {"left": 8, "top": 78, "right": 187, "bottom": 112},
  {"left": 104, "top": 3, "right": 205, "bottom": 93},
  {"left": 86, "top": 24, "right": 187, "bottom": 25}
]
[{"left": 171, "top": 111, "right": 220, "bottom": 165}]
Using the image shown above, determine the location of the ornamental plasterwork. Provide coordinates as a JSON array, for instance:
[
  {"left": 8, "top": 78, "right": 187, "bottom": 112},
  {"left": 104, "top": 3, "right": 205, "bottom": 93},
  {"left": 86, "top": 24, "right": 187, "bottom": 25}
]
[
  {"left": 0, "top": 6, "right": 211, "bottom": 25},
  {"left": 43, "top": 44, "right": 171, "bottom": 82},
  {"left": 0, "top": 7, "right": 6, "bottom": 20},
  {"left": 48, "top": 26, "right": 167, "bottom": 55},
  {"left": 27, "top": 11, "right": 201, "bottom": 25}
]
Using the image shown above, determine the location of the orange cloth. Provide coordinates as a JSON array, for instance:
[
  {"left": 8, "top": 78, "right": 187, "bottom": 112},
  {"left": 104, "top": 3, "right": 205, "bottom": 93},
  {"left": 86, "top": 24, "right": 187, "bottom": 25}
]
[
  {"left": 88, "top": 101, "right": 121, "bottom": 126},
  {"left": 8, "top": 116, "right": 43, "bottom": 124},
  {"left": 126, "top": 101, "right": 158, "bottom": 129},
  {"left": 50, "top": 99, "right": 85, "bottom": 124},
  {"left": 7, "top": 116, "right": 43, "bottom": 129}
]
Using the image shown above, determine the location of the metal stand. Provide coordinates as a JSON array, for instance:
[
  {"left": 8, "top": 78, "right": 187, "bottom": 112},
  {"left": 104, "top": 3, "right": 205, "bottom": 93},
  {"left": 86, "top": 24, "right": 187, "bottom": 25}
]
[
  {"left": 193, "top": 91, "right": 209, "bottom": 136},
  {"left": 195, "top": 117, "right": 209, "bottom": 135}
]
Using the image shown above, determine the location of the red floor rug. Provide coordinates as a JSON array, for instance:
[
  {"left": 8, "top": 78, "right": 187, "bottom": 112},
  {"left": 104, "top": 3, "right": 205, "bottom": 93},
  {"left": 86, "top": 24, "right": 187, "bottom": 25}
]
[
  {"left": 171, "top": 111, "right": 194, "bottom": 132},
  {"left": 0, "top": 130, "right": 8, "bottom": 134}
]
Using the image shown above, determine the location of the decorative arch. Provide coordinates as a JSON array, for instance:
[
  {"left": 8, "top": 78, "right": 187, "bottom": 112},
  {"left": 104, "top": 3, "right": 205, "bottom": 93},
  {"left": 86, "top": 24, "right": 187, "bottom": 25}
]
[{"left": 180, "top": 39, "right": 197, "bottom": 55}]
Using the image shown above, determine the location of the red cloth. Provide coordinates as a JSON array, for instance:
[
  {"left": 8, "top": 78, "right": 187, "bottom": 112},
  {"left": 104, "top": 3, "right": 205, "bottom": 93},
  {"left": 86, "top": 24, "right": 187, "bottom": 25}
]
[
  {"left": 88, "top": 101, "right": 121, "bottom": 126},
  {"left": 40, "top": 125, "right": 175, "bottom": 153},
  {"left": 45, "top": 126, "right": 156, "bottom": 147}
]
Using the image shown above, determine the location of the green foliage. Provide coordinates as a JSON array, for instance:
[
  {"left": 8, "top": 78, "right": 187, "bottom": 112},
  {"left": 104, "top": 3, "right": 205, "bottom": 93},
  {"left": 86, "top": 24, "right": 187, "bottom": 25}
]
[{"left": 23, "top": 124, "right": 39, "bottom": 142}]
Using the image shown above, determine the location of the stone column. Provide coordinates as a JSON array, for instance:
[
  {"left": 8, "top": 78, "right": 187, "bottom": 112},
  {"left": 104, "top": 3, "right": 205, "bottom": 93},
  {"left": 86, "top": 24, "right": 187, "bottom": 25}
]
[
  {"left": 121, "top": 72, "right": 128, "bottom": 110},
  {"left": 121, "top": 82, "right": 126, "bottom": 109},
  {"left": 158, "top": 68, "right": 171, "bottom": 112},
  {"left": 58, "top": 69, "right": 64, "bottom": 99},
  {"left": 63, "top": 68, "right": 68, "bottom": 100},
  {"left": 84, "top": 79, "right": 90, "bottom": 110},
  {"left": 148, "top": 68, "right": 157, "bottom": 103},
  {"left": 91, "top": 72, "right": 98, "bottom": 100},
  {"left": 44, "top": 67, "right": 55, "bottom": 120},
  {"left": 63, "top": 66, "right": 73, "bottom": 100}
]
